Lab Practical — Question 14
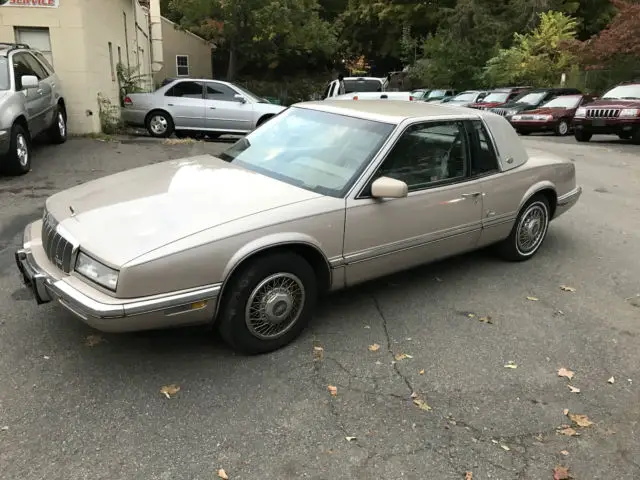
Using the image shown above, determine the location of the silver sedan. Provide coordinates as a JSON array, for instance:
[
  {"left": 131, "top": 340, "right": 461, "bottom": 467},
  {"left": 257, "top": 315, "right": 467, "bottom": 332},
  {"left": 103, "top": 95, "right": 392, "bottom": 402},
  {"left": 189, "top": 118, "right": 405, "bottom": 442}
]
[{"left": 121, "top": 78, "right": 285, "bottom": 138}]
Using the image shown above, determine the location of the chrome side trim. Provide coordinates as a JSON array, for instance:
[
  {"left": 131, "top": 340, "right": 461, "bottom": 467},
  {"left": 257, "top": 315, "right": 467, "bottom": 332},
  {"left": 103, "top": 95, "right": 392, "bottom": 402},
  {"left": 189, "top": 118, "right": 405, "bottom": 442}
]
[
  {"left": 483, "top": 211, "right": 516, "bottom": 228},
  {"left": 343, "top": 221, "right": 482, "bottom": 264},
  {"left": 328, "top": 256, "right": 346, "bottom": 268}
]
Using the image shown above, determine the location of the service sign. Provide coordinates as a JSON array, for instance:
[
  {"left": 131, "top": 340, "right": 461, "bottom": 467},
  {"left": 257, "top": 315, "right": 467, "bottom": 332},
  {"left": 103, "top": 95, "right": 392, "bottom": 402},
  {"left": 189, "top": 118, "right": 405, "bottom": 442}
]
[{"left": 0, "top": 0, "right": 59, "bottom": 7}]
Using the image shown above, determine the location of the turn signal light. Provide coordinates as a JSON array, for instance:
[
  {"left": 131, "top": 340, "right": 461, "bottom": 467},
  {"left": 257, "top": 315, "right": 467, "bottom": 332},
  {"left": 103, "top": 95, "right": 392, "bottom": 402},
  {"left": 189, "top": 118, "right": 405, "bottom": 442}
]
[
  {"left": 353, "top": 95, "right": 358, "bottom": 100},
  {"left": 124, "top": 96, "right": 133, "bottom": 105}
]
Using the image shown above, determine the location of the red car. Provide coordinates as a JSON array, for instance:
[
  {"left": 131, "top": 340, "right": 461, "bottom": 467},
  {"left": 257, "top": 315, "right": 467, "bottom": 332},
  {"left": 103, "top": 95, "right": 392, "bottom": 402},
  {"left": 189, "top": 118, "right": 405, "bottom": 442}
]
[
  {"left": 572, "top": 81, "right": 640, "bottom": 143},
  {"left": 510, "top": 94, "right": 596, "bottom": 136},
  {"left": 467, "top": 86, "right": 531, "bottom": 110}
]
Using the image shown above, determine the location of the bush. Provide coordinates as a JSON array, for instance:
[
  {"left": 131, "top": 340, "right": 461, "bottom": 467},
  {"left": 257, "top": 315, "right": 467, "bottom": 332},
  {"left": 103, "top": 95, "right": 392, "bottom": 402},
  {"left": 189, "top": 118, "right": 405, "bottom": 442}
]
[{"left": 235, "top": 75, "right": 331, "bottom": 105}]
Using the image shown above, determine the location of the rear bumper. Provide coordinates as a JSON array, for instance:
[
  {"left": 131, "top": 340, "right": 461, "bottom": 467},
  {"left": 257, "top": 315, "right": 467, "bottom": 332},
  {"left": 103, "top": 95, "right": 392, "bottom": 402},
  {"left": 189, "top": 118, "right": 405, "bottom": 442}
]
[
  {"left": 554, "top": 186, "right": 582, "bottom": 219},
  {"left": 121, "top": 108, "right": 147, "bottom": 127},
  {"left": 15, "top": 222, "right": 221, "bottom": 333}
]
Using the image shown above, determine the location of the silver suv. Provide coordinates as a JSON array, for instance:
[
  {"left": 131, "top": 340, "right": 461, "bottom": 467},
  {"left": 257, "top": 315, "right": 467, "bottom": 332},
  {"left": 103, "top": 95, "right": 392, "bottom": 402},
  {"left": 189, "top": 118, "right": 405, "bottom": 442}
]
[{"left": 0, "top": 43, "right": 67, "bottom": 176}]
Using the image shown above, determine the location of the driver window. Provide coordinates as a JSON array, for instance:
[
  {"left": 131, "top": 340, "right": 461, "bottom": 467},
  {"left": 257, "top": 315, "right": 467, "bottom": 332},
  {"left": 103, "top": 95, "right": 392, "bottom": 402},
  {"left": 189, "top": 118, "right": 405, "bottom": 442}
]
[
  {"left": 12, "top": 53, "right": 37, "bottom": 90},
  {"left": 376, "top": 121, "right": 468, "bottom": 192}
]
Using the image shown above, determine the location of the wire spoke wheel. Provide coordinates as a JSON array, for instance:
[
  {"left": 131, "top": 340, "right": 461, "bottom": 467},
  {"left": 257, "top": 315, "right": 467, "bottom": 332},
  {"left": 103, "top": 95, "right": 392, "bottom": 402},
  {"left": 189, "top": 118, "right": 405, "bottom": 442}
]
[
  {"left": 515, "top": 202, "right": 548, "bottom": 256},
  {"left": 245, "top": 273, "right": 306, "bottom": 340}
]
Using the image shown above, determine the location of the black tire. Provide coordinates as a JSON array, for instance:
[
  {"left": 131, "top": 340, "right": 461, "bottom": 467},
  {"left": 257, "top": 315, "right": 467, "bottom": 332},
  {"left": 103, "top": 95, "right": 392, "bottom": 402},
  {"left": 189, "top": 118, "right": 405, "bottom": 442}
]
[
  {"left": 206, "top": 133, "right": 221, "bottom": 140},
  {"left": 632, "top": 130, "right": 640, "bottom": 145},
  {"left": 48, "top": 106, "right": 67, "bottom": 144},
  {"left": 574, "top": 130, "right": 592, "bottom": 142},
  {"left": 517, "top": 130, "right": 530, "bottom": 136},
  {"left": 217, "top": 252, "right": 318, "bottom": 355},
  {"left": 496, "top": 194, "right": 550, "bottom": 262},
  {"left": 555, "top": 119, "right": 570, "bottom": 136},
  {"left": 617, "top": 132, "right": 631, "bottom": 140},
  {"left": 2, "top": 123, "right": 31, "bottom": 176},
  {"left": 145, "top": 110, "right": 174, "bottom": 138}
]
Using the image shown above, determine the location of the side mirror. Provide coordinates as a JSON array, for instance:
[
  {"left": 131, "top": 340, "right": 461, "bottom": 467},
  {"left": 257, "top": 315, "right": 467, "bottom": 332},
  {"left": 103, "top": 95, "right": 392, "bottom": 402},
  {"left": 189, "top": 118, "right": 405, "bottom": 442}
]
[
  {"left": 371, "top": 176, "right": 408, "bottom": 199},
  {"left": 234, "top": 94, "right": 246, "bottom": 103},
  {"left": 21, "top": 75, "right": 38, "bottom": 89}
]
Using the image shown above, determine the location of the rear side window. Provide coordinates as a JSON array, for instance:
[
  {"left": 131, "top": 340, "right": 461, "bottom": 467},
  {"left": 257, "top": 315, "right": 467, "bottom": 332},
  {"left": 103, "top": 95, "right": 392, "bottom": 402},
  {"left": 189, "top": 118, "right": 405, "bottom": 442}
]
[
  {"left": 165, "top": 81, "right": 203, "bottom": 99},
  {"left": 468, "top": 120, "right": 499, "bottom": 176}
]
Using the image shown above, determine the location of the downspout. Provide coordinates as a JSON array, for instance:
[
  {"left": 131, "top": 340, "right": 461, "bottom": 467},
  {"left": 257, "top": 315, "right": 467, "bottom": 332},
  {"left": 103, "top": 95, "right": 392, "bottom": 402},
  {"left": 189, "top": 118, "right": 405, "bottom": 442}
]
[
  {"left": 149, "top": 0, "right": 164, "bottom": 77},
  {"left": 132, "top": 0, "right": 140, "bottom": 69}
]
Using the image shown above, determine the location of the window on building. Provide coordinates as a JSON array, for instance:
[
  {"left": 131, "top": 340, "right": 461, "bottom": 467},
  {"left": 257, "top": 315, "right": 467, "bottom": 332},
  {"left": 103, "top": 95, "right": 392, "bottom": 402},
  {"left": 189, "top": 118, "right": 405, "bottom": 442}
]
[
  {"left": 14, "top": 27, "right": 53, "bottom": 67},
  {"left": 108, "top": 42, "right": 115, "bottom": 81},
  {"left": 176, "top": 55, "right": 189, "bottom": 77}
]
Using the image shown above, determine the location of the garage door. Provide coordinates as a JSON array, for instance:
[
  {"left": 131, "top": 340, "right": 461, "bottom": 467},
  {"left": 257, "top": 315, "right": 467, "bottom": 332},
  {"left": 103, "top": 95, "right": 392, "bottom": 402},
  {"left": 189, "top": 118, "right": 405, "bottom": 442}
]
[{"left": 14, "top": 27, "right": 53, "bottom": 67}]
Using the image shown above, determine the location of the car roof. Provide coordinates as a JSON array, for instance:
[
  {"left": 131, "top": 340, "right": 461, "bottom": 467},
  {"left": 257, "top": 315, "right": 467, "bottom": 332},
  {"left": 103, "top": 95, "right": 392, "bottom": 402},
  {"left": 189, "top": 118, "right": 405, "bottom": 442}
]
[{"left": 294, "top": 100, "right": 485, "bottom": 124}]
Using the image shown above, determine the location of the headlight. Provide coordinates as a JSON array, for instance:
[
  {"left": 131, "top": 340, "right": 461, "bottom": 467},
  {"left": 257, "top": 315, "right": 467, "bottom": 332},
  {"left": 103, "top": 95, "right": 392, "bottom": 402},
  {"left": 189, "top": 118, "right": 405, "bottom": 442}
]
[
  {"left": 511, "top": 115, "right": 522, "bottom": 121},
  {"left": 620, "top": 108, "right": 639, "bottom": 117},
  {"left": 75, "top": 251, "right": 119, "bottom": 290},
  {"left": 508, "top": 109, "right": 518, "bottom": 115},
  {"left": 574, "top": 107, "right": 586, "bottom": 118},
  {"left": 533, "top": 115, "right": 553, "bottom": 121}
]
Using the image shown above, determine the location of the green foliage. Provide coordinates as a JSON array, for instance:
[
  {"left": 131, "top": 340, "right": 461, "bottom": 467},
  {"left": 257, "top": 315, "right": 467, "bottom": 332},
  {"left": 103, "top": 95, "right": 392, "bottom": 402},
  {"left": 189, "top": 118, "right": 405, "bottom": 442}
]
[
  {"left": 116, "top": 63, "right": 148, "bottom": 107},
  {"left": 482, "top": 11, "right": 578, "bottom": 87}
]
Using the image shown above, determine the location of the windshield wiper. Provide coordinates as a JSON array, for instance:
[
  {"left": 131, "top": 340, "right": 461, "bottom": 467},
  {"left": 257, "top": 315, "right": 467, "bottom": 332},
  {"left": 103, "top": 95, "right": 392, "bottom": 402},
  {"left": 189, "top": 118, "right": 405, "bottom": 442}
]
[{"left": 620, "top": 96, "right": 640, "bottom": 100}]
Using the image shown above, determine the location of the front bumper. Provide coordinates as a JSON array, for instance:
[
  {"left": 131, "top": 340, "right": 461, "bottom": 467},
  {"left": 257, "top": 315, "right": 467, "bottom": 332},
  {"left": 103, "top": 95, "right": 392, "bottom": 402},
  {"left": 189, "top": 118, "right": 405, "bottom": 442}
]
[
  {"left": 512, "top": 121, "right": 558, "bottom": 133},
  {"left": 573, "top": 118, "right": 639, "bottom": 136},
  {"left": 15, "top": 222, "right": 221, "bottom": 333},
  {"left": 554, "top": 186, "right": 582, "bottom": 219}
]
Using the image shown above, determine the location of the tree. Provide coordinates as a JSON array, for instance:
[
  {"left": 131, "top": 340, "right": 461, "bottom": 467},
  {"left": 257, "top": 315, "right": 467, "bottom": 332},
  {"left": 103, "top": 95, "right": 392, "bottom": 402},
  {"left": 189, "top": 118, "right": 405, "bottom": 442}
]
[
  {"left": 482, "top": 11, "right": 578, "bottom": 86},
  {"left": 168, "top": 0, "right": 337, "bottom": 79}
]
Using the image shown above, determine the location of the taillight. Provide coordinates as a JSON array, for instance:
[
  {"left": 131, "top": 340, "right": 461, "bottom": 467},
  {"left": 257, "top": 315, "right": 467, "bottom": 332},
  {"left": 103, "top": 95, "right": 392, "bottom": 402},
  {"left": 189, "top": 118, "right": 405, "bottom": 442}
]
[
  {"left": 409, "top": 96, "right": 414, "bottom": 101},
  {"left": 124, "top": 96, "right": 133, "bottom": 106},
  {"left": 353, "top": 95, "right": 358, "bottom": 100}
]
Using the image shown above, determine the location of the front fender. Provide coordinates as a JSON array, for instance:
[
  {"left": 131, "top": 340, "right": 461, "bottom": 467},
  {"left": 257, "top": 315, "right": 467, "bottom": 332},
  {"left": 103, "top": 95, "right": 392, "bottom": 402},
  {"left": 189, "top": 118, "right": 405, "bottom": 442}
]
[
  {"left": 221, "top": 231, "right": 330, "bottom": 282},
  {"left": 1, "top": 96, "right": 27, "bottom": 129}
]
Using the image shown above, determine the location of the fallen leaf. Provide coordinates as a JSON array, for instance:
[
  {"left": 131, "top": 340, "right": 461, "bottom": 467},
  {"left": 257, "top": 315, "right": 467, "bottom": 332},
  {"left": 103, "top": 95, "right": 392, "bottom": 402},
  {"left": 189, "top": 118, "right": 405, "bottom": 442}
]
[
  {"left": 467, "top": 313, "right": 476, "bottom": 318},
  {"left": 560, "top": 285, "right": 576, "bottom": 292},
  {"left": 345, "top": 436, "right": 356, "bottom": 442},
  {"left": 478, "top": 315, "right": 493, "bottom": 324},
  {"left": 419, "top": 369, "right": 425, "bottom": 375},
  {"left": 84, "top": 334, "right": 105, "bottom": 347},
  {"left": 163, "top": 137, "right": 196, "bottom": 145},
  {"left": 558, "top": 367, "right": 575, "bottom": 380},
  {"left": 313, "top": 345, "right": 324, "bottom": 361},
  {"left": 608, "top": 376, "right": 615, "bottom": 384},
  {"left": 568, "top": 413, "right": 593, "bottom": 427},
  {"left": 217, "top": 468, "right": 229, "bottom": 479},
  {"left": 412, "top": 398, "right": 432, "bottom": 411},
  {"left": 160, "top": 384, "right": 180, "bottom": 399},
  {"left": 43, "top": 356, "right": 50, "bottom": 360},
  {"left": 563, "top": 408, "right": 569, "bottom": 415},
  {"left": 557, "top": 427, "right": 578, "bottom": 436},
  {"left": 553, "top": 465, "right": 571, "bottom": 480},
  {"left": 526, "top": 296, "right": 539, "bottom": 301},
  {"left": 560, "top": 450, "right": 569, "bottom": 456},
  {"left": 394, "top": 353, "right": 413, "bottom": 361},
  {"left": 410, "top": 392, "right": 418, "bottom": 399},
  {"left": 1, "top": 426, "right": 8, "bottom": 431},
  {"left": 465, "top": 472, "right": 473, "bottom": 480},
  {"left": 504, "top": 361, "right": 518, "bottom": 369},
  {"left": 368, "top": 343, "right": 381, "bottom": 352},
  {"left": 327, "top": 385, "right": 337, "bottom": 396},
  {"left": 501, "top": 444, "right": 510, "bottom": 451},
  {"left": 568, "top": 385, "right": 581, "bottom": 393}
]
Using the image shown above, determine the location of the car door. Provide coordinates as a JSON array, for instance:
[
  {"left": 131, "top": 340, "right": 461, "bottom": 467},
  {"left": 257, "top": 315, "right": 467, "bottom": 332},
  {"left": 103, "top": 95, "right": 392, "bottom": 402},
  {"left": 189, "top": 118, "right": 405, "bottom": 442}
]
[
  {"left": 203, "top": 81, "right": 253, "bottom": 132},
  {"left": 462, "top": 119, "right": 524, "bottom": 247},
  {"left": 22, "top": 52, "right": 55, "bottom": 128},
  {"left": 163, "top": 80, "right": 206, "bottom": 129},
  {"left": 342, "top": 120, "right": 484, "bottom": 286},
  {"left": 12, "top": 52, "right": 50, "bottom": 136}
]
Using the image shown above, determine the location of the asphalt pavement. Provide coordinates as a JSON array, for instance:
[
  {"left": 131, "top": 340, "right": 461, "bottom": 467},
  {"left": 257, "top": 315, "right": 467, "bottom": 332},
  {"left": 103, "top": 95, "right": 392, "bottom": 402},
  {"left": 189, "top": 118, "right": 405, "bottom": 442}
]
[{"left": 0, "top": 133, "right": 639, "bottom": 479}]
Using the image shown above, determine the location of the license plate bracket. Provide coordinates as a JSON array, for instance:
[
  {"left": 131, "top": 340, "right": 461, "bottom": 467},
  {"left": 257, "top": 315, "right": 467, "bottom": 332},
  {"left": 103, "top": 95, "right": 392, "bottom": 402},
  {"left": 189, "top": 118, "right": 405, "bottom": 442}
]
[{"left": 592, "top": 118, "right": 606, "bottom": 127}]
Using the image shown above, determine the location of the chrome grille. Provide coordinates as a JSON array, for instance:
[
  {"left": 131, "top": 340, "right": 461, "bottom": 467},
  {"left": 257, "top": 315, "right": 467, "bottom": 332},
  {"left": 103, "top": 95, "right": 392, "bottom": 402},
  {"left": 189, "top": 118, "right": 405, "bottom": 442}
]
[
  {"left": 41, "top": 210, "right": 74, "bottom": 273},
  {"left": 586, "top": 108, "right": 620, "bottom": 118},
  {"left": 492, "top": 108, "right": 508, "bottom": 116}
]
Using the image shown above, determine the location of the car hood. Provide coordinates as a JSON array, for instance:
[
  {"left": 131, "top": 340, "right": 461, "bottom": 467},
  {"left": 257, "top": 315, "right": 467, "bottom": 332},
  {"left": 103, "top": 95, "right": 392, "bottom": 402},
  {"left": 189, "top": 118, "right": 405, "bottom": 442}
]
[
  {"left": 45, "top": 155, "right": 322, "bottom": 266},
  {"left": 584, "top": 98, "right": 640, "bottom": 108}
]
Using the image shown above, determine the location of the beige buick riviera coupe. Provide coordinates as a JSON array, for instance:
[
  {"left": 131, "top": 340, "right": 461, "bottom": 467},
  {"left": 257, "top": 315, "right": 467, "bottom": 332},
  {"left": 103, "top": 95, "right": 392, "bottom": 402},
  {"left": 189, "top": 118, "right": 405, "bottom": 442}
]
[{"left": 16, "top": 100, "right": 581, "bottom": 354}]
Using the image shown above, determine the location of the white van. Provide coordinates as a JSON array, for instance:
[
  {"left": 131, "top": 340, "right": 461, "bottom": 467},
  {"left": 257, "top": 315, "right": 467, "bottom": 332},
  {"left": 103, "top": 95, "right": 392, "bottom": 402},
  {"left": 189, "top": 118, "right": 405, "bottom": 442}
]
[{"left": 323, "top": 76, "right": 389, "bottom": 99}]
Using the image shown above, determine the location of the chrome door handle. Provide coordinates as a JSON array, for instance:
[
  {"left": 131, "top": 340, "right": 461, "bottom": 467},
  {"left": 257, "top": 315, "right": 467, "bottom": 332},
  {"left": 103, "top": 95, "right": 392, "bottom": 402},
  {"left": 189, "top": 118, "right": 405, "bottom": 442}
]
[
  {"left": 461, "top": 192, "right": 482, "bottom": 198},
  {"left": 209, "top": 106, "right": 216, "bottom": 109},
  {"left": 167, "top": 103, "right": 174, "bottom": 106}
]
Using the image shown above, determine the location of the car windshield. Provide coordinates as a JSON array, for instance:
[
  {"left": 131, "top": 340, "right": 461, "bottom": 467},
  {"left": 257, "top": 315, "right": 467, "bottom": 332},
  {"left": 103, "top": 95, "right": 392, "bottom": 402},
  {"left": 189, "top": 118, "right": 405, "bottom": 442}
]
[
  {"left": 0, "top": 57, "right": 9, "bottom": 90},
  {"left": 343, "top": 79, "right": 383, "bottom": 93},
  {"left": 514, "top": 92, "right": 546, "bottom": 105},
  {"left": 233, "top": 83, "right": 269, "bottom": 103},
  {"left": 450, "top": 92, "right": 477, "bottom": 102},
  {"left": 219, "top": 107, "right": 395, "bottom": 197},
  {"left": 602, "top": 84, "right": 640, "bottom": 100},
  {"left": 426, "top": 90, "right": 447, "bottom": 98},
  {"left": 481, "top": 92, "right": 509, "bottom": 103},
  {"left": 540, "top": 96, "right": 581, "bottom": 108}
]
